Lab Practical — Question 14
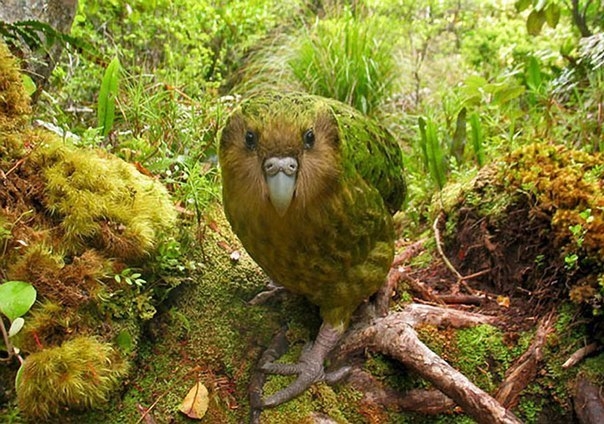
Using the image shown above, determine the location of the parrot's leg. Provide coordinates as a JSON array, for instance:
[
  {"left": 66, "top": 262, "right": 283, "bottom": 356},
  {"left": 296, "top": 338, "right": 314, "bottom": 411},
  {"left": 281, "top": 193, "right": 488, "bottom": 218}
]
[{"left": 259, "top": 321, "right": 349, "bottom": 408}]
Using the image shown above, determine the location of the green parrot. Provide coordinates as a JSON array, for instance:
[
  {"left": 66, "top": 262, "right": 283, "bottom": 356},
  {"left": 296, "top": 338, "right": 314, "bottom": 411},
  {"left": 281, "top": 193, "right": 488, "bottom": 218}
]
[{"left": 219, "top": 92, "right": 406, "bottom": 408}]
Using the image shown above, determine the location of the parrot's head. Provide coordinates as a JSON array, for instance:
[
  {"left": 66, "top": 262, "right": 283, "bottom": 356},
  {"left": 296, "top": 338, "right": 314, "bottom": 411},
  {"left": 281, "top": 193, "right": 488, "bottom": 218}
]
[{"left": 219, "top": 95, "right": 343, "bottom": 217}]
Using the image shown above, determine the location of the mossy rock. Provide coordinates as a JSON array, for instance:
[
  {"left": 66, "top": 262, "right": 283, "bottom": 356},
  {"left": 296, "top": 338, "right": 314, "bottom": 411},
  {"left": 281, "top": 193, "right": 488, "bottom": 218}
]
[
  {"left": 26, "top": 137, "right": 177, "bottom": 261},
  {"left": 16, "top": 336, "right": 129, "bottom": 421},
  {"left": 0, "top": 39, "right": 180, "bottom": 421}
]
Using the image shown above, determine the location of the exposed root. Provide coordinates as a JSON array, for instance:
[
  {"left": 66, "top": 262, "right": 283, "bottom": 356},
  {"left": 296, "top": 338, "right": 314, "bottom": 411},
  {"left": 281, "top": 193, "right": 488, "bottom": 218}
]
[
  {"left": 335, "top": 305, "right": 520, "bottom": 424},
  {"left": 249, "top": 326, "right": 289, "bottom": 424},
  {"left": 495, "top": 311, "right": 556, "bottom": 409},
  {"left": 433, "top": 211, "right": 490, "bottom": 295},
  {"left": 346, "top": 367, "right": 455, "bottom": 414},
  {"left": 562, "top": 342, "right": 600, "bottom": 369}
]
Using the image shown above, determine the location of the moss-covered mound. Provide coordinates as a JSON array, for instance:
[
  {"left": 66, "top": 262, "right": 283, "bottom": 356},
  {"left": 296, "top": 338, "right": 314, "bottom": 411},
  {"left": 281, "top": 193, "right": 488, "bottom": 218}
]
[
  {"left": 428, "top": 142, "right": 604, "bottom": 421},
  {"left": 445, "top": 143, "right": 604, "bottom": 316},
  {"left": 0, "top": 41, "right": 178, "bottom": 421},
  {"left": 17, "top": 336, "right": 129, "bottom": 419}
]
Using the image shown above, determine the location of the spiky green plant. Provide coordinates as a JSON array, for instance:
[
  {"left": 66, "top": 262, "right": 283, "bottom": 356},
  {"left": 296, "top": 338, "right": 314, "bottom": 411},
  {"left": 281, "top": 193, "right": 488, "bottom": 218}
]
[
  {"left": 16, "top": 336, "right": 128, "bottom": 419},
  {"left": 289, "top": 12, "right": 398, "bottom": 114}
]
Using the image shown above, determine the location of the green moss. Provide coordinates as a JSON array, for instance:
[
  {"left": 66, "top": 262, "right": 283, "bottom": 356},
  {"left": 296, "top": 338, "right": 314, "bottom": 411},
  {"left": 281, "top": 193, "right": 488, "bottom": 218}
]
[
  {"left": 0, "top": 41, "right": 31, "bottom": 136},
  {"left": 16, "top": 336, "right": 129, "bottom": 420},
  {"left": 580, "top": 353, "right": 604, "bottom": 384},
  {"left": 517, "top": 398, "right": 543, "bottom": 424},
  {"left": 27, "top": 139, "right": 177, "bottom": 261},
  {"left": 454, "top": 325, "right": 515, "bottom": 392}
]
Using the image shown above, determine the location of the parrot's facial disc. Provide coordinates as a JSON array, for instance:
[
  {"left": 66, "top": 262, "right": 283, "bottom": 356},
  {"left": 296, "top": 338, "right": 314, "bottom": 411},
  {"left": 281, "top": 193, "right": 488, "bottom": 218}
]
[{"left": 264, "top": 157, "right": 298, "bottom": 216}]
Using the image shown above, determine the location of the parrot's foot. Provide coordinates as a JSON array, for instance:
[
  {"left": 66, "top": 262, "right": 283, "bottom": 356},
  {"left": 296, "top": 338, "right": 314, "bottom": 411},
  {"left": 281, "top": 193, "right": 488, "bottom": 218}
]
[{"left": 259, "top": 322, "right": 348, "bottom": 408}]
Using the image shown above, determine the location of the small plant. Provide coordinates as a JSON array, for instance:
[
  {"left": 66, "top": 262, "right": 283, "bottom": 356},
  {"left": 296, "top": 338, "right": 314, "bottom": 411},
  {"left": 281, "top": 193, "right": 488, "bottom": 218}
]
[
  {"left": 418, "top": 116, "right": 447, "bottom": 190},
  {"left": 114, "top": 268, "right": 145, "bottom": 287},
  {"left": 16, "top": 336, "right": 128, "bottom": 419},
  {"left": 289, "top": 11, "right": 398, "bottom": 114},
  {"left": 97, "top": 56, "right": 121, "bottom": 138},
  {"left": 0, "top": 281, "right": 37, "bottom": 386}
]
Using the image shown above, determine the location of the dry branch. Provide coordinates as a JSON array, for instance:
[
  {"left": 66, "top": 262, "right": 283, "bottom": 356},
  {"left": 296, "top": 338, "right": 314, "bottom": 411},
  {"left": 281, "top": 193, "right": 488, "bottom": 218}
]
[
  {"left": 337, "top": 305, "right": 521, "bottom": 424},
  {"left": 495, "top": 312, "right": 555, "bottom": 409},
  {"left": 563, "top": 342, "right": 600, "bottom": 369},
  {"left": 347, "top": 367, "right": 455, "bottom": 414}
]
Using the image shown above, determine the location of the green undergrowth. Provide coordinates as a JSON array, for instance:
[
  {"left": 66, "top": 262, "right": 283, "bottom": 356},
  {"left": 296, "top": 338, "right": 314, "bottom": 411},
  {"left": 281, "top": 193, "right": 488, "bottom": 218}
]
[
  {"left": 49, "top": 207, "right": 374, "bottom": 423},
  {"left": 0, "top": 41, "right": 183, "bottom": 422}
]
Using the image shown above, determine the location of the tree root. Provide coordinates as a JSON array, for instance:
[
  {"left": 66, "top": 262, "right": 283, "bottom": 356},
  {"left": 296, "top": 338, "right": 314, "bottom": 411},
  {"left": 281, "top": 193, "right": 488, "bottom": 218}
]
[
  {"left": 495, "top": 311, "right": 556, "bottom": 409},
  {"left": 335, "top": 305, "right": 522, "bottom": 424},
  {"left": 563, "top": 342, "right": 600, "bottom": 369},
  {"left": 346, "top": 367, "right": 455, "bottom": 414},
  {"left": 249, "top": 326, "right": 289, "bottom": 424}
]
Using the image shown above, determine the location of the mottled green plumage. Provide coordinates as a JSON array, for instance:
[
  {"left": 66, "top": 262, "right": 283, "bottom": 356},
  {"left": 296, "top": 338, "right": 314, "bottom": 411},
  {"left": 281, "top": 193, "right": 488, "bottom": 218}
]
[{"left": 219, "top": 92, "right": 405, "bottom": 328}]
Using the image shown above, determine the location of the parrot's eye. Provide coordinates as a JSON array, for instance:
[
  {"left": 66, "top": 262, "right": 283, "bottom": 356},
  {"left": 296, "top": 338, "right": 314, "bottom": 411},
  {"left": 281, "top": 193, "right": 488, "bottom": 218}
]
[
  {"left": 245, "top": 130, "right": 257, "bottom": 150},
  {"left": 303, "top": 129, "right": 315, "bottom": 149}
]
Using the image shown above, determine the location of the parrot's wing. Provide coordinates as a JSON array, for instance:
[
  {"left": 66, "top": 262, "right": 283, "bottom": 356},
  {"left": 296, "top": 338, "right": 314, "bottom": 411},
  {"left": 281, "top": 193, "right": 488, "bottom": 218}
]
[{"left": 329, "top": 100, "right": 407, "bottom": 213}]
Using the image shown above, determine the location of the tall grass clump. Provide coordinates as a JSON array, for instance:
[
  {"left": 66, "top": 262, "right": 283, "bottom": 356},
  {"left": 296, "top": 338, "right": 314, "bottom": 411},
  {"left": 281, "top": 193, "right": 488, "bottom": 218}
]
[{"left": 288, "top": 12, "right": 399, "bottom": 114}]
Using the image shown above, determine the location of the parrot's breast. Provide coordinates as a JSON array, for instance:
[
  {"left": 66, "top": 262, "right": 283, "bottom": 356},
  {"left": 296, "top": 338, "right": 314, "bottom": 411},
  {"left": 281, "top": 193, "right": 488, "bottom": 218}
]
[{"left": 225, "top": 173, "right": 394, "bottom": 326}]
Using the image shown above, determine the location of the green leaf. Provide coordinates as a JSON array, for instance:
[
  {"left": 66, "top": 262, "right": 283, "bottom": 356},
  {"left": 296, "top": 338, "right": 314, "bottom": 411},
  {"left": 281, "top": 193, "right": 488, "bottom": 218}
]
[
  {"left": 544, "top": 3, "right": 561, "bottom": 28},
  {"left": 515, "top": 0, "right": 532, "bottom": 12},
  {"left": 525, "top": 56, "right": 542, "bottom": 91},
  {"left": 419, "top": 117, "right": 447, "bottom": 190},
  {"left": 97, "top": 56, "right": 121, "bottom": 137},
  {"left": 15, "top": 362, "right": 25, "bottom": 389},
  {"left": 0, "top": 281, "right": 37, "bottom": 322},
  {"left": 527, "top": 10, "right": 546, "bottom": 36},
  {"left": 469, "top": 113, "right": 485, "bottom": 167},
  {"left": 493, "top": 84, "right": 526, "bottom": 104},
  {"left": 21, "top": 74, "right": 36, "bottom": 96},
  {"left": 8, "top": 317, "right": 25, "bottom": 337},
  {"left": 450, "top": 107, "right": 467, "bottom": 164},
  {"left": 116, "top": 329, "right": 134, "bottom": 352}
]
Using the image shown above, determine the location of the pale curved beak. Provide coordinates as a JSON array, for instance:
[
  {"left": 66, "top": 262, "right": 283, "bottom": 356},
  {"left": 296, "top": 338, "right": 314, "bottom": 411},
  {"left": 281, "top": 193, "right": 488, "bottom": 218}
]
[{"left": 264, "top": 157, "right": 298, "bottom": 216}]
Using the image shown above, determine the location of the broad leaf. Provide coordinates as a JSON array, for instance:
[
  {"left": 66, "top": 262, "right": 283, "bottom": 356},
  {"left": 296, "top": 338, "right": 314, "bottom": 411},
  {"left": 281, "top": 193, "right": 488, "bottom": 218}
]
[
  {"left": 8, "top": 317, "right": 25, "bottom": 337},
  {"left": 544, "top": 3, "right": 561, "bottom": 28},
  {"left": 527, "top": 10, "right": 546, "bottom": 36},
  {"left": 515, "top": 0, "right": 532, "bottom": 12},
  {"left": 179, "top": 381, "right": 209, "bottom": 419},
  {"left": 0, "top": 281, "right": 36, "bottom": 322}
]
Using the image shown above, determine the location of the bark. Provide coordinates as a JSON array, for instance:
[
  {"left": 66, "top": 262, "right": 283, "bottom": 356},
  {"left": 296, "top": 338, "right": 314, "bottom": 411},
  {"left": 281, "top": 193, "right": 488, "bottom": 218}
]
[
  {"left": 337, "top": 306, "right": 521, "bottom": 424},
  {"left": 495, "top": 312, "right": 555, "bottom": 409},
  {"left": 0, "top": 0, "right": 79, "bottom": 101}
]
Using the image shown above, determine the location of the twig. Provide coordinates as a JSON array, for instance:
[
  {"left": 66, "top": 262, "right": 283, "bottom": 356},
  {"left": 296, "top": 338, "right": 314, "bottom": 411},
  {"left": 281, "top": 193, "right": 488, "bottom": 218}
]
[
  {"left": 562, "top": 342, "right": 600, "bottom": 369},
  {"left": 433, "top": 211, "right": 463, "bottom": 281},
  {"left": 2, "top": 156, "right": 27, "bottom": 178},
  {"left": 495, "top": 311, "right": 556, "bottom": 409},
  {"left": 437, "top": 294, "right": 484, "bottom": 306},
  {"left": 134, "top": 366, "right": 186, "bottom": 424},
  {"left": 0, "top": 317, "right": 15, "bottom": 363},
  {"left": 433, "top": 212, "right": 490, "bottom": 293}
]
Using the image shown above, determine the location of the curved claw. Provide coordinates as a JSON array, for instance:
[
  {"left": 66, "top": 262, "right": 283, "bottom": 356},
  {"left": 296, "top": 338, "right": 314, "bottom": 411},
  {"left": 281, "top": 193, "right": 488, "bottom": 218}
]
[
  {"left": 262, "top": 362, "right": 325, "bottom": 408},
  {"left": 259, "top": 322, "right": 344, "bottom": 408}
]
